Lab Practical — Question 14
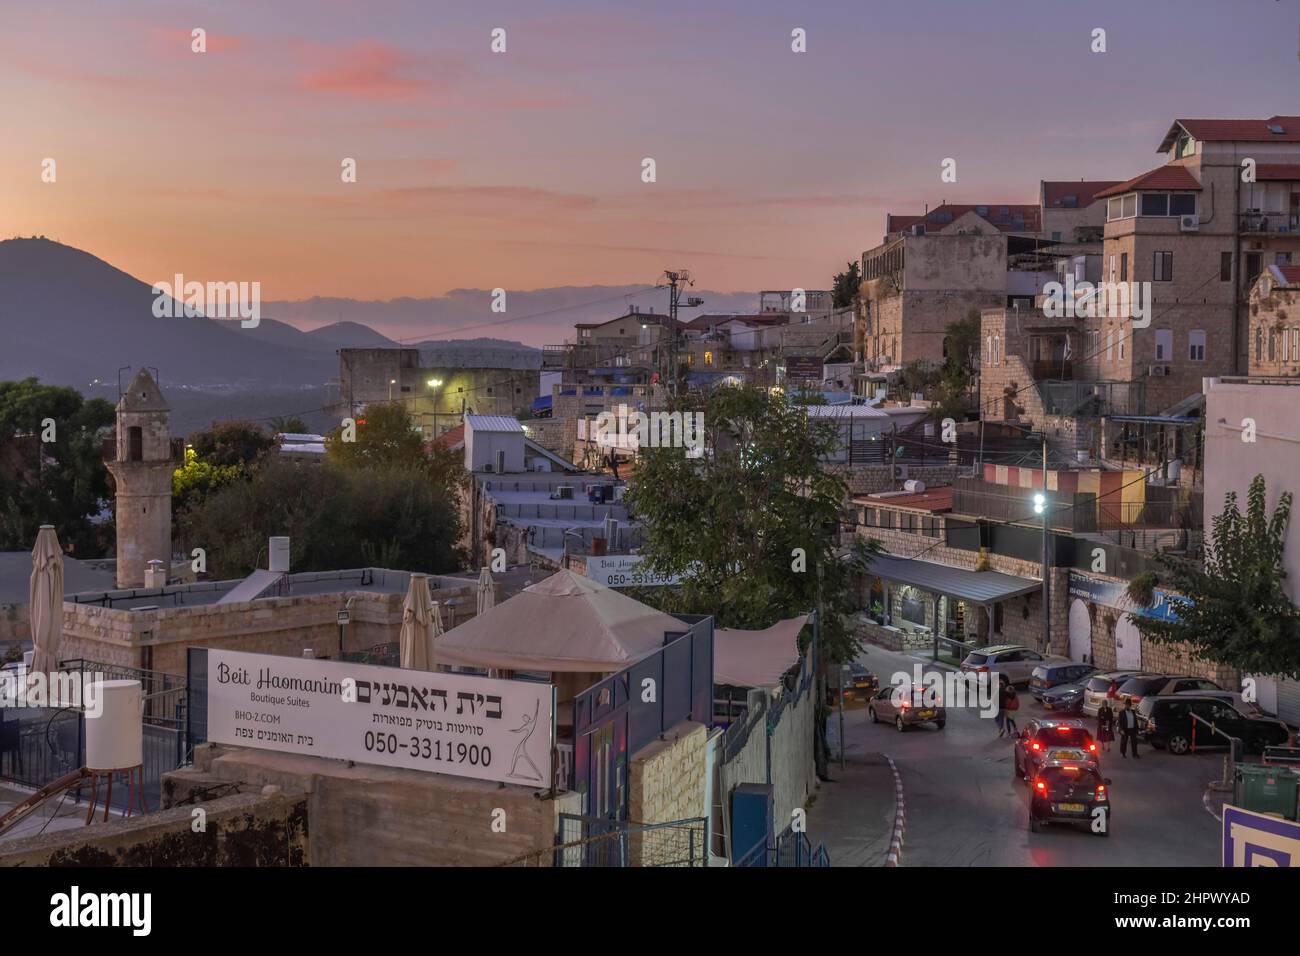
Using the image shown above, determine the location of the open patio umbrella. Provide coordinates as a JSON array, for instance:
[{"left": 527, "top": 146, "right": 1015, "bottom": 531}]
[
  {"left": 399, "top": 574, "right": 434, "bottom": 671},
  {"left": 29, "top": 525, "right": 65, "bottom": 676},
  {"left": 476, "top": 567, "right": 496, "bottom": 616}
]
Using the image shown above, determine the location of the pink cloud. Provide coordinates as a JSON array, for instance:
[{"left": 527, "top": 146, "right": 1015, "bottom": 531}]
[
  {"left": 148, "top": 27, "right": 244, "bottom": 56},
  {"left": 295, "top": 40, "right": 456, "bottom": 100}
]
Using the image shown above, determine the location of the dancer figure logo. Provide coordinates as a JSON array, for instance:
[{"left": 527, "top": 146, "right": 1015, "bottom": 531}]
[{"left": 507, "top": 698, "right": 544, "bottom": 783}]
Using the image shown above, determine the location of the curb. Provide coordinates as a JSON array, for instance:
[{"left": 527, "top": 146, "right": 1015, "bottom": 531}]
[
  {"left": 884, "top": 754, "right": 906, "bottom": 867},
  {"left": 1203, "top": 781, "right": 1229, "bottom": 822}
]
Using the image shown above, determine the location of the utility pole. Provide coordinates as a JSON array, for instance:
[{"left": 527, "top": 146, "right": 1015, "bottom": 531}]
[
  {"left": 662, "top": 269, "right": 702, "bottom": 400},
  {"left": 1035, "top": 436, "right": 1051, "bottom": 654}
]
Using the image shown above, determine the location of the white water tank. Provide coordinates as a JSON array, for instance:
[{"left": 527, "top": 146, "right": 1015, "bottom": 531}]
[
  {"left": 269, "top": 536, "right": 290, "bottom": 574},
  {"left": 85, "top": 680, "right": 143, "bottom": 771},
  {"left": 903, "top": 479, "right": 927, "bottom": 494}
]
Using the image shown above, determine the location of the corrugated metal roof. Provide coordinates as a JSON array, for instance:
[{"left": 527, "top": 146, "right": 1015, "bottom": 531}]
[
  {"left": 804, "top": 404, "right": 889, "bottom": 418},
  {"left": 465, "top": 414, "right": 524, "bottom": 433},
  {"left": 858, "top": 553, "right": 1040, "bottom": 605}
]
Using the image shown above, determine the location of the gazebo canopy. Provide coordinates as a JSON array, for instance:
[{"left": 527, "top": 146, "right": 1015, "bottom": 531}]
[
  {"left": 434, "top": 569, "right": 688, "bottom": 672},
  {"left": 713, "top": 614, "right": 808, "bottom": 688}
]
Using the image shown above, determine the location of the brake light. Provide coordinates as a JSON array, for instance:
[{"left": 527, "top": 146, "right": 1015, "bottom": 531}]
[
  {"left": 1031, "top": 741, "right": 1041, "bottom": 751},
  {"left": 1063, "top": 766, "right": 1079, "bottom": 772},
  {"left": 1096, "top": 785, "right": 1106, "bottom": 797},
  {"left": 1088, "top": 742, "right": 1097, "bottom": 752},
  {"left": 1035, "top": 779, "right": 1046, "bottom": 792}
]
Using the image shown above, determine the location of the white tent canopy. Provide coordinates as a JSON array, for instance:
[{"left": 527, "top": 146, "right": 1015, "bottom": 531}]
[
  {"left": 435, "top": 569, "right": 687, "bottom": 673},
  {"left": 713, "top": 615, "right": 808, "bottom": 688}
]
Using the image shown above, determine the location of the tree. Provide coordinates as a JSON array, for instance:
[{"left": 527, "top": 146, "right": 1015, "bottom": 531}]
[
  {"left": 180, "top": 462, "right": 464, "bottom": 578},
  {"left": 188, "top": 420, "right": 274, "bottom": 469},
  {"left": 267, "top": 415, "right": 309, "bottom": 435},
  {"left": 0, "top": 378, "right": 114, "bottom": 555},
  {"left": 1133, "top": 474, "right": 1300, "bottom": 678},
  {"left": 831, "top": 261, "right": 861, "bottom": 310},
  {"left": 326, "top": 403, "right": 427, "bottom": 470},
  {"left": 625, "top": 386, "right": 876, "bottom": 779},
  {"left": 942, "top": 311, "right": 981, "bottom": 388},
  {"left": 172, "top": 446, "right": 244, "bottom": 518}
]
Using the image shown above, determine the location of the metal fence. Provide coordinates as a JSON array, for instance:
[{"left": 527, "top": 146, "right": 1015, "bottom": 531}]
[
  {"left": 734, "top": 821, "right": 831, "bottom": 868},
  {"left": 496, "top": 813, "right": 709, "bottom": 867}
]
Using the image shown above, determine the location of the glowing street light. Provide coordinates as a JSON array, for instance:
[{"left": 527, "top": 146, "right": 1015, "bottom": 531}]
[
  {"left": 1033, "top": 493, "right": 1046, "bottom": 515},
  {"left": 427, "top": 378, "right": 443, "bottom": 388}
]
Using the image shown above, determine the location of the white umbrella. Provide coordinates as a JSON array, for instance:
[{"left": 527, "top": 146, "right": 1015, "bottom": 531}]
[
  {"left": 399, "top": 574, "right": 434, "bottom": 671},
  {"left": 29, "top": 526, "right": 65, "bottom": 676},
  {"left": 476, "top": 567, "right": 496, "bottom": 616}
]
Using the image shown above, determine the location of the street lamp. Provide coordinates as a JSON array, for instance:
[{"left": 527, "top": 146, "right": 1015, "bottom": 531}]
[{"left": 1034, "top": 486, "right": 1050, "bottom": 653}]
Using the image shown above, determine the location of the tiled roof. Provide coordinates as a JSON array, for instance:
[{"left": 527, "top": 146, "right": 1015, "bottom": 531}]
[
  {"left": 1257, "top": 164, "right": 1300, "bottom": 181},
  {"left": 1159, "top": 116, "right": 1300, "bottom": 151},
  {"left": 1094, "top": 165, "right": 1202, "bottom": 198},
  {"left": 1277, "top": 266, "right": 1300, "bottom": 286},
  {"left": 888, "top": 203, "right": 1041, "bottom": 235},
  {"left": 1041, "top": 181, "right": 1123, "bottom": 209},
  {"left": 432, "top": 424, "right": 465, "bottom": 449},
  {"left": 854, "top": 486, "right": 954, "bottom": 513},
  {"left": 683, "top": 313, "right": 788, "bottom": 331}
]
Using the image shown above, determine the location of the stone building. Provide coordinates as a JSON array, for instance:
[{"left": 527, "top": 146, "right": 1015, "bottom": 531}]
[
  {"left": 105, "top": 369, "right": 182, "bottom": 589},
  {"left": 1247, "top": 264, "right": 1300, "bottom": 374}
]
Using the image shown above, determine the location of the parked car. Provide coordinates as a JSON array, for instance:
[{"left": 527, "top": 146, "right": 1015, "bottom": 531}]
[
  {"left": 960, "top": 645, "right": 1068, "bottom": 686},
  {"left": 1029, "top": 759, "right": 1112, "bottom": 835},
  {"left": 844, "top": 662, "right": 878, "bottom": 699},
  {"left": 1081, "top": 671, "right": 1146, "bottom": 717},
  {"left": 1156, "top": 676, "right": 1223, "bottom": 696},
  {"left": 1029, "top": 662, "right": 1099, "bottom": 701},
  {"left": 1040, "top": 680, "right": 1089, "bottom": 715},
  {"left": 1172, "top": 688, "right": 1266, "bottom": 717},
  {"left": 1013, "top": 717, "right": 1100, "bottom": 781},
  {"left": 1137, "top": 695, "right": 1291, "bottom": 755},
  {"left": 1113, "top": 674, "right": 1182, "bottom": 708},
  {"left": 868, "top": 684, "right": 946, "bottom": 732}
]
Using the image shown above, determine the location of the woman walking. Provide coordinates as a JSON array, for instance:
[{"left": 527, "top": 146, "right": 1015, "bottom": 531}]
[{"left": 1096, "top": 699, "right": 1116, "bottom": 753}]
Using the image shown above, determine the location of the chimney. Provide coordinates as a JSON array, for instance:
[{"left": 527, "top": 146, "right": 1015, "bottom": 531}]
[{"left": 144, "top": 559, "right": 166, "bottom": 589}]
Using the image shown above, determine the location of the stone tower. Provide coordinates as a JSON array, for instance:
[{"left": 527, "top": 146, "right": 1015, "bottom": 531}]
[{"left": 106, "top": 368, "right": 175, "bottom": 589}]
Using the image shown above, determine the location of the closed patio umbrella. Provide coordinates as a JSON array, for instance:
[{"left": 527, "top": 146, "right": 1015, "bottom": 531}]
[
  {"left": 429, "top": 600, "right": 446, "bottom": 671},
  {"left": 29, "top": 526, "right": 64, "bottom": 676},
  {"left": 399, "top": 574, "right": 434, "bottom": 671},
  {"left": 476, "top": 567, "right": 496, "bottom": 616}
]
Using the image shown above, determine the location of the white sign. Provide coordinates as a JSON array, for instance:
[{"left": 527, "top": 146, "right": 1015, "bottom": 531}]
[
  {"left": 206, "top": 649, "right": 553, "bottom": 788},
  {"left": 586, "top": 554, "right": 681, "bottom": 588},
  {"left": 1222, "top": 804, "right": 1300, "bottom": 867}
]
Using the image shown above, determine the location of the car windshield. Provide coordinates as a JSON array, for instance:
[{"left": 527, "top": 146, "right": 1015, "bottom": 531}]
[{"left": 1085, "top": 676, "right": 1115, "bottom": 692}]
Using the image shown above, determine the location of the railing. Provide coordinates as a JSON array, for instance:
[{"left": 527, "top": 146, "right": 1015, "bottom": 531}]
[
  {"left": 1189, "top": 711, "right": 1242, "bottom": 790},
  {"left": 734, "top": 821, "right": 831, "bottom": 868},
  {"left": 513, "top": 813, "right": 709, "bottom": 867},
  {"left": 1039, "top": 379, "right": 1145, "bottom": 418},
  {"left": 1239, "top": 212, "right": 1300, "bottom": 234}
]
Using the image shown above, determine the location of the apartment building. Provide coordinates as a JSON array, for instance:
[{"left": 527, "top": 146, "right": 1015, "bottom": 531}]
[
  {"left": 1081, "top": 116, "right": 1300, "bottom": 412},
  {"left": 1247, "top": 264, "right": 1300, "bottom": 375}
]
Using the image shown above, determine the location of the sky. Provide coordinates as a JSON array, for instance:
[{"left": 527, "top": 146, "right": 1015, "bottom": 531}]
[{"left": 2, "top": 0, "right": 1299, "bottom": 338}]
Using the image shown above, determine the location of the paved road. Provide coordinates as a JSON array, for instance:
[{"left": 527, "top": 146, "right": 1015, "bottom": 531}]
[{"left": 847, "top": 644, "right": 1223, "bottom": 866}]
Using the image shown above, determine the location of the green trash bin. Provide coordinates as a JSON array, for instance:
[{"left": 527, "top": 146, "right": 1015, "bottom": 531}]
[{"left": 1234, "top": 764, "right": 1300, "bottom": 820}]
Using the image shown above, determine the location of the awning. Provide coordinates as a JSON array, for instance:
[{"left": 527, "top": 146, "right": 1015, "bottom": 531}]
[
  {"left": 714, "top": 615, "right": 807, "bottom": 688},
  {"left": 859, "top": 553, "right": 1040, "bottom": 605}
]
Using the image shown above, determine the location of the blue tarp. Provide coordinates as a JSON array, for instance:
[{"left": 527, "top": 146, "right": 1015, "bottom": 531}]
[{"left": 530, "top": 394, "right": 553, "bottom": 413}]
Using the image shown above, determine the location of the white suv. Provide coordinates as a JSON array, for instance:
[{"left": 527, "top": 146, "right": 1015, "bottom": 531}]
[{"left": 959, "top": 644, "right": 1067, "bottom": 686}]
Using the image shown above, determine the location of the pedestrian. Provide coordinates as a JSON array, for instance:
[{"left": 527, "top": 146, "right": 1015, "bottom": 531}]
[
  {"left": 995, "top": 674, "right": 1007, "bottom": 737},
  {"left": 1097, "top": 699, "right": 1116, "bottom": 753},
  {"left": 1118, "top": 697, "right": 1140, "bottom": 759},
  {"left": 1002, "top": 679, "right": 1020, "bottom": 737}
]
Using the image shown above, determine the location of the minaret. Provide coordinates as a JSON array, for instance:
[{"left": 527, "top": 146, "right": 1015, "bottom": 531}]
[{"left": 106, "top": 369, "right": 175, "bottom": 589}]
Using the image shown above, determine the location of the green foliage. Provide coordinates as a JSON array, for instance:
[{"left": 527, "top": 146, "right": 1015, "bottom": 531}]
[
  {"left": 942, "top": 312, "right": 981, "bottom": 388},
  {"left": 172, "top": 446, "right": 244, "bottom": 517},
  {"left": 1134, "top": 475, "right": 1300, "bottom": 678},
  {"left": 267, "top": 416, "right": 309, "bottom": 435},
  {"left": 831, "top": 261, "right": 861, "bottom": 310},
  {"left": 0, "top": 378, "right": 114, "bottom": 555},
  {"left": 326, "top": 403, "right": 427, "bottom": 470},
  {"left": 188, "top": 420, "right": 274, "bottom": 469},
  {"left": 180, "top": 462, "right": 464, "bottom": 578},
  {"left": 624, "top": 385, "right": 871, "bottom": 663}
]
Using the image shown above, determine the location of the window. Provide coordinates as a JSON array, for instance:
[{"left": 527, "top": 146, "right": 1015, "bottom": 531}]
[
  {"left": 1293, "top": 328, "right": 1299, "bottom": 362},
  {"left": 1118, "top": 335, "right": 1125, "bottom": 361},
  {"left": 704, "top": 351, "right": 714, "bottom": 366},
  {"left": 1269, "top": 328, "right": 1276, "bottom": 362},
  {"left": 1155, "top": 329, "right": 1173, "bottom": 361},
  {"left": 1106, "top": 329, "right": 1114, "bottom": 362},
  {"left": 1170, "top": 194, "right": 1196, "bottom": 216},
  {"left": 1140, "top": 193, "right": 1169, "bottom": 217},
  {"left": 1247, "top": 252, "right": 1262, "bottom": 286},
  {"left": 1221, "top": 252, "right": 1233, "bottom": 282},
  {"left": 1051, "top": 231, "right": 1062, "bottom": 241},
  {"left": 127, "top": 426, "right": 143, "bottom": 462},
  {"left": 1108, "top": 255, "right": 1116, "bottom": 282},
  {"left": 1153, "top": 251, "right": 1173, "bottom": 281},
  {"left": 1277, "top": 252, "right": 1294, "bottom": 266},
  {"left": 485, "top": 387, "right": 493, "bottom": 396},
  {"left": 1120, "top": 253, "right": 1128, "bottom": 282},
  {"left": 1189, "top": 330, "right": 1206, "bottom": 362},
  {"left": 1107, "top": 197, "right": 1122, "bottom": 221},
  {"left": 1256, "top": 326, "right": 1264, "bottom": 363},
  {"left": 1122, "top": 194, "right": 1137, "bottom": 218}
]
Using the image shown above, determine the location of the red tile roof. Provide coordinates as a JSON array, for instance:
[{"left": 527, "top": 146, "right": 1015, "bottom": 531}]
[
  {"left": 1279, "top": 266, "right": 1300, "bottom": 286},
  {"left": 1094, "top": 165, "right": 1202, "bottom": 198},
  {"left": 684, "top": 313, "right": 788, "bottom": 331},
  {"left": 1257, "top": 164, "right": 1300, "bottom": 181},
  {"left": 432, "top": 424, "right": 464, "bottom": 449},
  {"left": 1041, "top": 180, "right": 1122, "bottom": 209},
  {"left": 1159, "top": 116, "right": 1300, "bottom": 151},
  {"left": 888, "top": 203, "right": 1041, "bottom": 235},
  {"left": 854, "top": 486, "right": 954, "bottom": 513}
]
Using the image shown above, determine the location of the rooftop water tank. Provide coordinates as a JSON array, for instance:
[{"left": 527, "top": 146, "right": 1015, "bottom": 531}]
[{"left": 85, "top": 680, "right": 143, "bottom": 771}]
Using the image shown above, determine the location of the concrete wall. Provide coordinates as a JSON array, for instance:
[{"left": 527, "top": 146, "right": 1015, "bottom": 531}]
[
  {"left": 166, "top": 744, "right": 581, "bottom": 866},
  {"left": 0, "top": 791, "right": 307, "bottom": 867}
]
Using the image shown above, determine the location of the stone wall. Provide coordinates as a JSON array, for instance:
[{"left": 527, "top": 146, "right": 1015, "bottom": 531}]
[
  {"left": 628, "top": 720, "right": 708, "bottom": 827},
  {"left": 828, "top": 463, "right": 970, "bottom": 496},
  {"left": 0, "top": 790, "right": 307, "bottom": 867},
  {"left": 1071, "top": 595, "right": 1235, "bottom": 684},
  {"left": 0, "top": 603, "right": 27, "bottom": 656}
]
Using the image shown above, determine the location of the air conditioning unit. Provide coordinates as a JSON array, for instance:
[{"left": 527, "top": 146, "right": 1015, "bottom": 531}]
[
  {"left": 1179, "top": 214, "right": 1199, "bottom": 232},
  {"left": 556, "top": 485, "right": 574, "bottom": 500},
  {"left": 482, "top": 462, "right": 494, "bottom": 473},
  {"left": 892, "top": 464, "right": 909, "bottom": 480},
  {"left": 1147, "top": 365, "right": 1173, "bottom": 377}
]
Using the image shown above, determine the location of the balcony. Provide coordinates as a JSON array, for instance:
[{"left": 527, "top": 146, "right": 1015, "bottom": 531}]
[{"left": 1239, "top": 212, "right": 1300, "bottom": 235}]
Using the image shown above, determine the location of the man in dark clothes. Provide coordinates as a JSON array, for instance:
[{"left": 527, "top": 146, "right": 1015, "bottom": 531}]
[{"left": 1118, "top": 697, "right": 1141, "bottom": 759}]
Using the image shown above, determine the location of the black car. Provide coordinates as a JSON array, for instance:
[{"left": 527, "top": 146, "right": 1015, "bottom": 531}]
[
  {"left": 1029, "top": 759, "right": 1112, "bottom": 835},
  {"left": 1040, "top": 680, "right": 1088, "bottom": 715},
  {"left": 1137, "top": 695, "right": 1291, "bottom": 755},
  {"left": 1029, "top": 663, "right": 1098, "bottom": 702}
]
